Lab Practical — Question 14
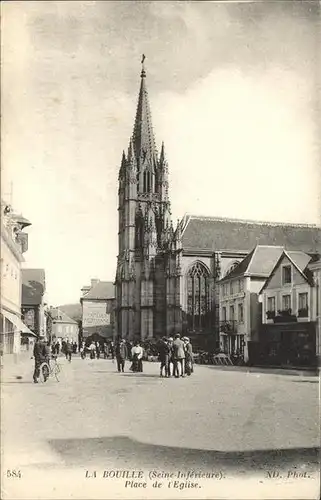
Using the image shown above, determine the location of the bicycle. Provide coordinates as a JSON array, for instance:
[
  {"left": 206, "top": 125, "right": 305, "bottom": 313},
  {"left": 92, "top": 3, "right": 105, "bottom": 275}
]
[{"left": 38, "top": 355, "right": 61, "bottom": 383}]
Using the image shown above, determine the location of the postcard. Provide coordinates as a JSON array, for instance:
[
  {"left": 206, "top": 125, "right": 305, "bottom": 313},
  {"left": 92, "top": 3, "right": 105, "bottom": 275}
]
[{"left": 1, "top": 1, "right": 320, "bottom": 499}]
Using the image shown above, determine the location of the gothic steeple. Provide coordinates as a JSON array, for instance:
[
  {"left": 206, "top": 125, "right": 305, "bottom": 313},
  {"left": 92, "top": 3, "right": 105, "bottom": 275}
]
[
  {"left": 133, "top": 57, "right": 157, "bottom": 169},
  {"left": 118, "top": 150, "right": 126, "bottom": 181},
  {"left": 116, "top": 57, "right": 181, "bottom": 341},
  {"left": 158, "top": 141, "right": 169, "bottom": 200},
  {"left": 127, "top": 138, "right": 137, "bottom": 184}
]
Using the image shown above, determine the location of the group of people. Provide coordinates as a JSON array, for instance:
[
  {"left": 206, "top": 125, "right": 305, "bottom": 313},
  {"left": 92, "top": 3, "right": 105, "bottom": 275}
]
[
  {"left": 33, "top": 336, "right": 77, "bottom": 382},
  {"left": 32, "top": 333, "right": 194, "bottom": 382},
  {"left": 158, "top": 334, "right": 194, "bottom": 378},
  {"left": 115, "top": 339, "right": 144, "bottom": 373},
  {"left": 79, "top": 341, "right": 111, "bottom": 360},
  {"left": 114, "top": 333, "right": 194, "bottom": 378},
  {"left": 51, "top": 338, "right": 77, "bottom": 361}
]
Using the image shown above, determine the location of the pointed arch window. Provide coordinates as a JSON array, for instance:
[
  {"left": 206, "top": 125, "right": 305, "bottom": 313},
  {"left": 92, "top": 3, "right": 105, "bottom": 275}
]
[
  {"left": 135, "top": 216, "right": 144, "bottom": 249},
  {"left": 154, "top": 171, "right": 159, "bottom": 193},
  {"left": 143, "top": 172, "right": 147, "bottom": 193},
  {"left": 143, "top": 171, "right": 152, "bottom": 193},
  {"left": 187, "top": 262, "right": 210, "bottom": 331}
]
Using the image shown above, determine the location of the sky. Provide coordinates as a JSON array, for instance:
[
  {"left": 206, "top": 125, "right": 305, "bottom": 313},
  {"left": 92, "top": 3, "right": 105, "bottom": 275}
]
[{"left": 2, "top": 1, "right": 321, "bottom": 305}]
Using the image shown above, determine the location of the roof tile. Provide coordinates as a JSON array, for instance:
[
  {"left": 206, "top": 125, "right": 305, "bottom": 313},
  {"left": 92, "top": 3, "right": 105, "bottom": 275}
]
[
  {"left": 182, "top": 216, "right": 321, "bottom": 254},
  {"left": 82, "top": 281, "right": 115, "bottom": 300}
]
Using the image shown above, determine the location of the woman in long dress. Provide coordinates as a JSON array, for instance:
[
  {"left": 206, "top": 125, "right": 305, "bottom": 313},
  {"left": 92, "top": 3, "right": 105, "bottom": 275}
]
[{"left": 131, "top": 341, "right": 144, "bottom": 372}]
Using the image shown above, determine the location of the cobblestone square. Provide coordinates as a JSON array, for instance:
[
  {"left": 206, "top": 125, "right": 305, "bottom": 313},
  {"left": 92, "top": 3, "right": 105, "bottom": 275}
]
[{"left": 1, "top": 357, "right": 320, "bottom": 499}]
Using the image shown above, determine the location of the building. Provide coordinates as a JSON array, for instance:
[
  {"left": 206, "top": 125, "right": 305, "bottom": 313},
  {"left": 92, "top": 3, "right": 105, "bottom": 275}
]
[
  {"left": 308, "top": 258, "right": 321, "bottom": 366},
  {"left": 0, "top": 200, "right": 35, "bottom": 357},
  {"left": 21, "top": 269, "right": 46, "bottom": 337},
  {"left": 81, "top": 279, "right": 115, "bottom": 342},
  {"left": 259, "top": 250, "right": 318, "bottom": 367},
  {"left": 49, "top": 307, "right": 79, "bottom": 343},
  {"left": 115, "top": 61, "right": 321, "bottom": 345},
  {"left": 218, "top": 246, "right": 286, "bottom": 361},
  {"left": 115, "top": 60, "right": 182, "bottom": 341}
]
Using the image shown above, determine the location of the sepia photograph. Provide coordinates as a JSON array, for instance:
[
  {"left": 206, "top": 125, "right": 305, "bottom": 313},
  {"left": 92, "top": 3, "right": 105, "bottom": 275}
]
[{"left": 1, "top": 1, "right": 320, "bottom": 499}]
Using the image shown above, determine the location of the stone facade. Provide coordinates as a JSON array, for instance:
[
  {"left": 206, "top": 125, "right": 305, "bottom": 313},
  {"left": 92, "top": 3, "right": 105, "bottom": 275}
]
[
  {"left": 115, "top": 64, "right": 181, "bottom": 340},
  {"left": 259, "top": 251, "right": 318, "bottom": 367},
  {"left": 115, "top": 65, "right": 321, "bottom": 345},
  {"left": 49, "top": 307, "right": 79, "bottom": 343},
  {"left": 1, "top": 200, "right": 34, "bottom": 356}
]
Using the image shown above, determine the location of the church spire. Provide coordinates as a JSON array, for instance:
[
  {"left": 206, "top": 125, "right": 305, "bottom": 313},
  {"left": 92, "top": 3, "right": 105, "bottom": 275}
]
[{"left": 133, "top": 55, "right": 157, "bottom": 166}]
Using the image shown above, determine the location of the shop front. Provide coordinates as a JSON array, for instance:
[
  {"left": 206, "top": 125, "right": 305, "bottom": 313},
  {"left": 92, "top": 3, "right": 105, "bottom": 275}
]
[
  {"left": 0, "top": 308, "right": 36, "bottom": 358},
  {"left": 260, "top": 322, "right": 316, "bottom": 368},
  {"left": 218, "top": 320, "right": 246, "bottom": 362}
]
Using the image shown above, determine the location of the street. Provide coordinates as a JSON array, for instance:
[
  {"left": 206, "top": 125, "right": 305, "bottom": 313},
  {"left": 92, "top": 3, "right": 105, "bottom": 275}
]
[{"left": 1, "top": 356, "right": 320, "bottom": 499}]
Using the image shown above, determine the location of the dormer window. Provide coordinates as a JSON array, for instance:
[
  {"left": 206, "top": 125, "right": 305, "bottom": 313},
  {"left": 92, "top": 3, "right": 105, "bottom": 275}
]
[{"left": 282, "top": 265, "right": 291, "bottom": 285}]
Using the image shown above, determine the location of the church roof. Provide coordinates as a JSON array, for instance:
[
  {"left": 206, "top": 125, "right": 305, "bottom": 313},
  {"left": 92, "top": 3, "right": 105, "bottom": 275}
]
[
  {"left": 82, "top": 281, "right": 115, "bottom": 300},
  {"left": 132, "top": 61, "right": 157, "bottom": 166},
  {"left": 181, "top": 215, "right": 321, "bottom": 254}
]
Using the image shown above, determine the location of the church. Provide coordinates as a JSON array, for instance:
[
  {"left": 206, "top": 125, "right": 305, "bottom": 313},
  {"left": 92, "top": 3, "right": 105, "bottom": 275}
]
[{"left": 115, "top": 62, "right": 321, "bottom": 347}]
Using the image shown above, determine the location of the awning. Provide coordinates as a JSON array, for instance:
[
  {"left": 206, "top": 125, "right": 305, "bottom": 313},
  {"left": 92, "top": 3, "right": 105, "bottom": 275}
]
[{"left": 2, "top": 309, "right": 37, "bottom": 337}]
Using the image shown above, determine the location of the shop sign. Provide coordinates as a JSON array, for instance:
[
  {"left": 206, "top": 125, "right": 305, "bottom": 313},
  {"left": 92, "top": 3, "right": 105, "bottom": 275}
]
[{"left": 83, "top": 301, "right": 111, "bottom": 328}]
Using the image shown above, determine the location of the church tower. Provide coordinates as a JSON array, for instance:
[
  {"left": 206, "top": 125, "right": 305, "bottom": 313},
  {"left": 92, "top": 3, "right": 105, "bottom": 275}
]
[{"left": 115, "top": 58, "right": 181, "bottom": 340}]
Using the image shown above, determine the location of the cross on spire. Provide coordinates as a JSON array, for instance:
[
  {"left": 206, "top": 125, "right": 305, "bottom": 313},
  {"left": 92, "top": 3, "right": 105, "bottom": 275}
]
[{"left": 141, "top": 54, "right": 146, "bottom": 78}]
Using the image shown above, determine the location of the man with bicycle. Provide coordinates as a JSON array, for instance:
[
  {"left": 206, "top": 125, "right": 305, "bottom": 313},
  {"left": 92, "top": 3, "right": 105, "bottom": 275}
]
[{"left": 33, "top": 335, "right": 50, "bottom": 383}]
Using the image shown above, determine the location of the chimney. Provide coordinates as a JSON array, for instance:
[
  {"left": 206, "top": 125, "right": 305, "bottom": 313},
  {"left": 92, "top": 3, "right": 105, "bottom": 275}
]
[{"left": 91, "top": 279, "right": 99, "bottom": 288}]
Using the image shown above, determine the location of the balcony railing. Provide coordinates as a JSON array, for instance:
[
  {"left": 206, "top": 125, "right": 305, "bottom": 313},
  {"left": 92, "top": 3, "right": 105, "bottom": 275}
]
[
  {"left": 278, "top": 308, "right": 292, "bottom": 317},
  {"left": 273, "top": 309, "right": 297, "bottom": 323},
  {"left": 266, "top": 310, "right": 276, "bottom": 320},
  {"left": 267, "top": 308, "right": 309, "bottom": 323},
  {"left": 219, "top": 320, "right": 237, "bottom": 334}
]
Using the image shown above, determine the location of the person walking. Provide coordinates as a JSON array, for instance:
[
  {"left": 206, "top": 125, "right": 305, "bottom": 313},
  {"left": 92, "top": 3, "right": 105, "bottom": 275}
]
[
  {"left": 51, "top": 340, "right": 56, "bottom": 356},
  {"left": 131, "top": 341, "right": 144, "bottom": 373},
  {"left": 158, "top": 337, "right": 170, "bottom": 377},
  {"left": 110, "top": 341, "right": 115, "bottom": 361},
  {"left": 115, "top": 339, "right": 127, "bottom": 372},
  {"left": 55, "top": 339, "right": 61, "bottom": 355},
  {"left": 183, "top": 337, "right": 194, "bottom": 376},
  {"left": 172, "top": 333, "right": 185, "bottom": 378},
  {"left": 89, "top": 341, "right": 96, "bottom": 359},
  {"left": 167, "top": 337, "right": 174, "bottom": 377},
  {"left": 33, "top": 335, "right": 49, "bottom": 383},
  {"left": 95, "top": 341, "right": 100, "bottom": 360},
  {"left": 61, "top": 340, "right": 67, "bottom": 357},
  {"left": 80, "top": 341, "right": 86, "bottom": 359},
  {"left": 65, "top": 340, "right": 72, "bottom": 362}
]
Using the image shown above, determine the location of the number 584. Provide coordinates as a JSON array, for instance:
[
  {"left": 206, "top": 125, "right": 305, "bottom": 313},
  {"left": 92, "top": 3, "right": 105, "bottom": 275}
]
[{"left": 7, "top": 470, "right": 21, "bottom": 478}]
